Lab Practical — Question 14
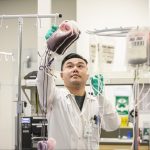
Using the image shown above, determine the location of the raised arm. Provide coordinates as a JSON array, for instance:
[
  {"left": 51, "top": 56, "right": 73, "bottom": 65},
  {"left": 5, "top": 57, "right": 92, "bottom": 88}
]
[
  {"left": 36, "top": 20, "right": 80, "bottom": 113},
  {"left": 98, "top": 94, "right": 121, "bottom": 131},
  {"left": 36, "top": 51, "right": 56, "bottom": 113},
  {"left": 90, "top": 74, "right": 121, "bottom": 131}
]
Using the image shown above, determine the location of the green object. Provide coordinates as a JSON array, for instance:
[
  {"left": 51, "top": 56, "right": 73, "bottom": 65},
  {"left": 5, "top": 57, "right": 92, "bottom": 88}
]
[
  {"left": 90, "top": 74, "right": 104, "bottom": 96},
  {"left": 51, "top": 24, "right": 58, "bottom": 31},
  {"left": 115, "top": 96, "right": 129, "bottom": 115},
  {"left": 45, "top": 24, "right": 58, "bottom": 40}
]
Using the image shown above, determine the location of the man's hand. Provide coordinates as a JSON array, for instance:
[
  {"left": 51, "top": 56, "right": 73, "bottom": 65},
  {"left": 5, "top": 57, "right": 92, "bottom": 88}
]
[
  {"left": 46, "top": 20, "right": 80, "bottom": 55},
  {"left": 90, "top": 74, "right": 104, "bottom": 96}
]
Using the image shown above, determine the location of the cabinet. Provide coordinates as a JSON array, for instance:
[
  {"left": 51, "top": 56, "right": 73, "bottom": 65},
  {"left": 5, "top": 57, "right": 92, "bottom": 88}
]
[{"left": 21, "top": 116, "right": 48, "bottom": 150}]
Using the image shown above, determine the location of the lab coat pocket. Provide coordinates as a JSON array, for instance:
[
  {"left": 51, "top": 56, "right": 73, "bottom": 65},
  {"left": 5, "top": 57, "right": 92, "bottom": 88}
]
[
  {"left": 91, "top": 124, "right": 100, "bottom": 150},
  {"left": 91, "top": 124, "right": 99, "bottom": 142}
]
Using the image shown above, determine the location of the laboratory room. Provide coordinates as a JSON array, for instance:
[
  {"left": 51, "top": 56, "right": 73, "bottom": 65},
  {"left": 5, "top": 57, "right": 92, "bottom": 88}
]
[{"left": 1, "top": 0, "right": 150, "bottom": 150}]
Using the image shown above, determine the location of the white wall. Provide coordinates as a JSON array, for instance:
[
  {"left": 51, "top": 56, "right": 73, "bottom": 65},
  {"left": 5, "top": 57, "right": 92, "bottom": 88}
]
[
  {"left": 76, "top": 0, "right": 150, "bottom": 83},
  {"left": 76, "top": 0, "right": 150, "bottom": 129},
  {"left": 0, "top": 0, "right": 150, "bottom": 149},
  {"left": 0, "top": 0, "right": 37, "bottom": 149},
  {"left": 0, "top": 0, "right": 76, "bottom": 149},
  {"left": 77, "top": 0, "right": 149, "bottom": 58}
]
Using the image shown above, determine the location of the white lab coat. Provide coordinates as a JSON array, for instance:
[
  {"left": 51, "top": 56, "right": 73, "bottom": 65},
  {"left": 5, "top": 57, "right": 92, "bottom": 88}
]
[{"left": 36, "top": 54, "right": 120, "bottom": 150}]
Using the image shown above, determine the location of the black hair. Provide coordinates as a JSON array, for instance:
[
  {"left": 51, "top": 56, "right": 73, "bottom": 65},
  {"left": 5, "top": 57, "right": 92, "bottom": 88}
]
[{"left": 61, "top": 53, "right": 88, "bottom": 71}]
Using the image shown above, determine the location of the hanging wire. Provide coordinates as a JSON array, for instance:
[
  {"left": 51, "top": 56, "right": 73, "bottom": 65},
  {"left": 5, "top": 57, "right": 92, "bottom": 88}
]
[
  {"left": 87, "top": 25, "right": 150, "bottom": 150},
  {"left": 38, "top": 49, "right": 58, "bottom": 142},
  {"left": 135, "top": 85, "right": 150, "bottom": 108}
]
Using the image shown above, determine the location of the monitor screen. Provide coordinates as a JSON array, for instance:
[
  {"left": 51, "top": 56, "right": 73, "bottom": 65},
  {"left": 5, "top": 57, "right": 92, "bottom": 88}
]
[{"left": 22, "top": 117, "right": 31, "bottom": 124}]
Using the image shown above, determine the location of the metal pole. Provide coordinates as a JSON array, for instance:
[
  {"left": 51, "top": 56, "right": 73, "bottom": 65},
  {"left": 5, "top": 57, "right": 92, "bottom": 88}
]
[
  {"left": 0, "top": 13, "right": 62, "bottom": 19},
  {"left": 16, "top": 17, "right": 23, "bottom": 150},
  {"left": 0, "top": 13, "right": 62, "bottom": 150},
  {"left": 133, "top": 67, "right": 140, "bottom": 150}
]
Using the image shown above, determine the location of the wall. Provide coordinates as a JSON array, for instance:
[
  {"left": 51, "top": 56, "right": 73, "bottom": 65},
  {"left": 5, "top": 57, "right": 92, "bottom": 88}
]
[
  {"left": 0, "top": 0, "right": 150, "bottom": 149},
  {"left": 0, "top": 0, "right": 76, "bottom": 149},
  {"left": 76, "top": 0, "right": 150, "bottom": 130},
  {"left": 76, "top": 0, "right": 150, "bottom": 83},
  {"left": 0, "top": 0, "right": 37, "bottom": 149},
  {"left": 77, "top": 0, "right": 149, "bottom": 58}
]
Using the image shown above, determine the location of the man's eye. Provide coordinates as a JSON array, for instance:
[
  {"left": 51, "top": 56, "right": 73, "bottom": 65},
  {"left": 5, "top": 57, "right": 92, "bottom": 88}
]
[
  {"left": 67, "top": 65, "right": 73, "bottom": 68},
  {"left": 78, "top": 65, "right": 84, "bottom": 68}
]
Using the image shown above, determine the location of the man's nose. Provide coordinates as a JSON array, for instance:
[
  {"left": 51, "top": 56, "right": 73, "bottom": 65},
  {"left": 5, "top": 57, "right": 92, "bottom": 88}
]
[{"left": 72, "top": 66, "right": 78, "bottom": 72}]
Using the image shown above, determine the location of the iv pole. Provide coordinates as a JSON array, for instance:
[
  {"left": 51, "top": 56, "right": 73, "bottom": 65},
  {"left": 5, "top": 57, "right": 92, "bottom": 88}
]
[
  {"left": 0, "top": 13, "right": 62, "bottom": 150},
  {"left": 86, "top": 27, "right": 144, "bottom": 150},
  {"left": 133, "top": 66, "right": 140, "bottom": 150}
]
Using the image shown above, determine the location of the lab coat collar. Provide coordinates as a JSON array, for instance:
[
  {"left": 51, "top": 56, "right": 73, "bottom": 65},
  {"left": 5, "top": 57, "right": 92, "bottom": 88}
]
[
  {"left": 62, "top": 87, "right": 97, "bottom": 116},
  {"left": 63, "top": 87, "right": 96, "bottom": 102}
]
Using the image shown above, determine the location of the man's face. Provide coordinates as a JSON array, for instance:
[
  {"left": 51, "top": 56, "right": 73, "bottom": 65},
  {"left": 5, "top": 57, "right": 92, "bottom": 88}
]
[{"left": 60, "top": 58, "right": 89, "bottom": 88}]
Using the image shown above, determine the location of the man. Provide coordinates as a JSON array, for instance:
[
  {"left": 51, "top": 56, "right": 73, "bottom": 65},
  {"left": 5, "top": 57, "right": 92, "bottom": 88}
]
[{"left": 37, "top": 53, "right": 120, "bottom": 150}]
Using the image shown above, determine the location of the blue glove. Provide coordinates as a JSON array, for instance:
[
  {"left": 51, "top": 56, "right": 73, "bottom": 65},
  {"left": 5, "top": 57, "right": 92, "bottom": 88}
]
[{"left": 90, "top": 74, "right": 104, "bottom": 96}]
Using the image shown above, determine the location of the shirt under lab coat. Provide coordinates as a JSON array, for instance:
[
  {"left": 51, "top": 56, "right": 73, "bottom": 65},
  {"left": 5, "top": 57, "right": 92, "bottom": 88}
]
[{"left": 36, "top": 56, "right": 120, "bottom": 150}]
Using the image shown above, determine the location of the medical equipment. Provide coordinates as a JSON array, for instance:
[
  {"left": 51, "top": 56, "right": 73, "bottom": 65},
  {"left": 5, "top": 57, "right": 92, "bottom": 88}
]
[
  {"left": 87, "top": 30, "right": 122, "bottom": 150},
  {"left": 0, "top": 13, "right": 62, "bottom": 150},
  {"left": 87, "top": 26, "right": 150, "bottom": 150},
  {"left": 88, "top": 35, "right": 116, "bottom": 75},
  {"left": 126, "top": 27, "right": 150, "bottom": 65},
  {"left": 101, "top": 43, "right": 115, "bottom": 64},
  {"left": 126, "top": 26, "right": 150, "bottom": 149},
  {"left": 21, "top": 116, "right": 48, "bottom": 149},
  {"left": 46, "top": 20, "right": 80, "bottom": 55},
  {"left": 35, "top": 20, "right": 81, "bottom": 150},
  {"left": 88, "top": 39, "right": 101, "bottom": 75}
]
